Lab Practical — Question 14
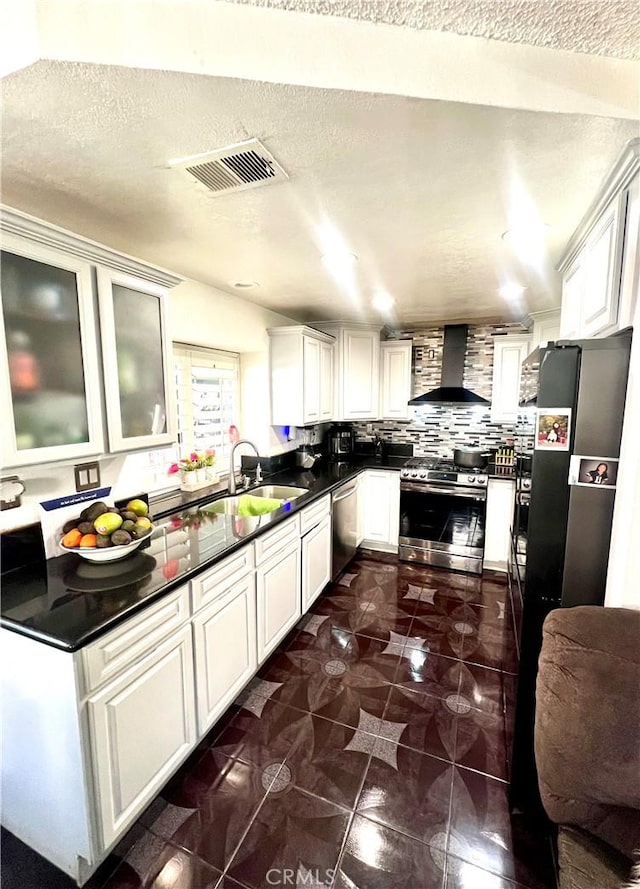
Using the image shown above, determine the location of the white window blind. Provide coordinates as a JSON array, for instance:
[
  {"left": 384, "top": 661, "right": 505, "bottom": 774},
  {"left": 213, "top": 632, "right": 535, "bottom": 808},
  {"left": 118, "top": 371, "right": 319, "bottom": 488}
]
[{"left": 173, "top": 343, "right": 240, "bottom": 463}]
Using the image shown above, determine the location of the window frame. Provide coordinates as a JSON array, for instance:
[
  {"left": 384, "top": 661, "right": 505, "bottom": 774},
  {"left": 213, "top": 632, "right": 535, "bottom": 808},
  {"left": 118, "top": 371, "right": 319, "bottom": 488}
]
[{"left": 173, "top": 342, "right": 240, "bottom": 476}]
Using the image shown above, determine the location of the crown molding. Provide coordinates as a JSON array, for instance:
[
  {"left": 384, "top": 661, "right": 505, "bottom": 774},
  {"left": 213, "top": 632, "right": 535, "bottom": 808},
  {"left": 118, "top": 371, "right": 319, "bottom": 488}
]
[
  {"left": 558, "top": 137, "right": 640, "bottom": 273},
  {"left": 0, "top": 206, "right": 183, "bottom": 288}
]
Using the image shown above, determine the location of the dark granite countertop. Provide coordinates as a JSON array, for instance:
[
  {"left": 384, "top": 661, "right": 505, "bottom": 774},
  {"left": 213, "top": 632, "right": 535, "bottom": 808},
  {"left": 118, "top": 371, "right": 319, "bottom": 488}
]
[{"left": 0, "top": 459, "right": 403, "bottom": 652}]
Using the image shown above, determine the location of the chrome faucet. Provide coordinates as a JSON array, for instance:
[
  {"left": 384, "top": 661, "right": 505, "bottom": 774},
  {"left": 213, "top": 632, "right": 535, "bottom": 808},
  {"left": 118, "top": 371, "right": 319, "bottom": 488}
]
[{"left": 228, "top": 439, "right": 262, "bottom": 494}]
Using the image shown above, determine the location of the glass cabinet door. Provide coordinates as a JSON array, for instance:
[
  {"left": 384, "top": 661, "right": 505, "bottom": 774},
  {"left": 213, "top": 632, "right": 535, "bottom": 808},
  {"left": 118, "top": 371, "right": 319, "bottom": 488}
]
[
  {"left": 0, "top": 236, "right": 104, "bottom": 467},
  {"left": 97, "top": 268, "right": 176, "bottom": 451}
]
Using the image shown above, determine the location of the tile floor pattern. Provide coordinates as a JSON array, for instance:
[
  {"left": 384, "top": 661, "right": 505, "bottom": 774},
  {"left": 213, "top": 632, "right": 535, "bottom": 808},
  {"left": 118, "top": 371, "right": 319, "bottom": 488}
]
[{"left": 2, "top": 553, "right": 557, "bottom": 889}]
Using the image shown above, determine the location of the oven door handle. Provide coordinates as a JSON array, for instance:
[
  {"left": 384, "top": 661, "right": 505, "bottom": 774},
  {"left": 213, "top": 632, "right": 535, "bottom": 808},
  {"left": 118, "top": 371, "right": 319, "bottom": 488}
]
[{"left": 400, "top": 481, "right": 487, "bottom": 500}]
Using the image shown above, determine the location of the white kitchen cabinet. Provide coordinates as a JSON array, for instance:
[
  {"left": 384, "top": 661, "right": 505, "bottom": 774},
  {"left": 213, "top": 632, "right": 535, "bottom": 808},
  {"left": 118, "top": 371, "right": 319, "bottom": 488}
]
[
  {"left": 491, "top": 335, "right": 531, "bottom": 423},
  {"left": 360, "top": 470, "right": 400, "bottom": 552},
  {"left": 302, "top": 515, "right": 332, "bottom": 609},
  {"left": 0, "top": 207, "right": 181, "bottom": 469},
  {"left": 314, "top": 322, "right": 382, "bottom": 421},
  {"left": 526, "top": 309, "right": 561, "bottom": 350},
  {"left": 581, "top": 194, "right": 626, "bottom": 337},
  {"left": 87, "top": 624, "right": 196, "bottom": 849},
  {"left": 356, "top": 473, "right": 365, "bottom": 547},
  {"left": 193, "top": 573, "right": 257, "bottom": 737},
  {"left": 0, "top": 234, "right": 105, "bottom": 468},
  {"left": 484, "top": 478, "right": 516, "bottom": 571},
  {"left": 617, "top": 171, "right": 640, "bottom": 330},
  {"left": 1, "top": 583, "right": 194, "bottom": 884},
  {"left": 380, "top": 340, "right": 412, "bottom": 420},
  {"left": 97, "top": 267, "right": 176, "bottom": 451},
  {"left": 302, "top": 334, "right": 321, "bottom": 421},
  {"left": 319, "top": 339, "right": 334, "bottom": 421},
  {"left": 256, "top": 538, "right": 302, "bottom": 663},
  {"left": 558, "top": 140, "right": 639, "bottom": 339},
  {"left": 268, "top": 325, "right": 335, "bottom": 426},
  {"left": 559, "top": 251, "right": 585, "bottom": 339},
  {"left": 82, "top": 585, "right": 191, "bottom": 694}
]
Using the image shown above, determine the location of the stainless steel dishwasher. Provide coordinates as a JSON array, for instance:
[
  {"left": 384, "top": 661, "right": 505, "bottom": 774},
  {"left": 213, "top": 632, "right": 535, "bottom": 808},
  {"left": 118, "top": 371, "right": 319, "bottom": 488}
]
[{"left": 331, "top": 479, "right": 358, "bottom": 580}]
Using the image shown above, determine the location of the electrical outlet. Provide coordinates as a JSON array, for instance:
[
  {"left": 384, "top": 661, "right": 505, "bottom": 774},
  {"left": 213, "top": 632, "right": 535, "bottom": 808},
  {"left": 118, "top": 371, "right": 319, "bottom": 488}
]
[
  {"left": 74, "top": 461, "right": 101, "bottom": 492},
  {"left": 0, "top": 476, "right": 25, "bottom": 511}
]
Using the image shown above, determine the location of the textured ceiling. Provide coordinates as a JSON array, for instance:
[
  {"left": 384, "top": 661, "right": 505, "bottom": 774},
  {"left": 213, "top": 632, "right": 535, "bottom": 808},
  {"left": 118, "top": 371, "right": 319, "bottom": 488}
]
[
  {"left": 231, "top": 0, "right": 640, "bottom": 59},
  {"left": 0, "top": 60, "right": 636, "bottom": 325}
]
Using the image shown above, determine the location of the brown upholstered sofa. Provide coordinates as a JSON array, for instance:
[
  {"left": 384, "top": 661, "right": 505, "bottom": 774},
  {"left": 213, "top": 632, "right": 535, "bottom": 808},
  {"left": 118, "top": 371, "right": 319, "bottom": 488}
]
[{"left": 534, "top": 606, "right": 640, "bottom": 889}]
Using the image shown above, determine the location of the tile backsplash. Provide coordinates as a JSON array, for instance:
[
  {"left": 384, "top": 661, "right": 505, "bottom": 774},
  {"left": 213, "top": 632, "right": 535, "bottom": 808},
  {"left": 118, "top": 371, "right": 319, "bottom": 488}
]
[{"left": 354, "top": 322, "right": 535, "bottom": 458}]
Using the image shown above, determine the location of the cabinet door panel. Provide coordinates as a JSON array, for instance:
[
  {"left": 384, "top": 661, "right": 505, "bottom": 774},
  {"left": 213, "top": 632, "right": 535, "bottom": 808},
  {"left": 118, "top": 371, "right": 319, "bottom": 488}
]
[
  {"left": 0, "top": 237, "right": 104, "bottom": 466},
  {"left": 380, "top": 341, "right": 412, "bottom": 420},
  {"left": 491, "top": 336, "right": 530, "bottom": 424},
  {"left": 256, "top": 541, "right": 301, "bottom": 663},
  {"left": 302, "top": 335, "right": 320, "bottom": 423},
  {"left": 484, "top": 479, "right": 516, "bottom": 569},
  {"left": 560, "top": 252, "right": 584, "bottom": 339},
  {"left": 319, "top": 340, "right": 334, "bottom": 421},
  {"left": 97, "top": 268, "right": 175, "bottom": 451},
  {"left": 88, "top": 626, "right": 195, "bottom": 850},
  {"left": 302, "top": 516, "right": 332, "bottom": 610},
  {"left": 343, "top": 330, "right": 379, "bottom": 419},
  {"left": 361, "top": 471, "right": 400, "bottom": 548},
  {"left": 582, "top": 196, "right": 625, "bottom": 337},
  {"left": 193, "top": 575, "right": 257, "bottom": 736}
]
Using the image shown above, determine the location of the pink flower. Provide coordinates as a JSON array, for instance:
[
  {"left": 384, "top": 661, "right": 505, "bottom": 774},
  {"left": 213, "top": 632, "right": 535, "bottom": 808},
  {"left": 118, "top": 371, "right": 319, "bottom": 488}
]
[{"left": 168, "top": 463, "right": 179, "bottom": 474}]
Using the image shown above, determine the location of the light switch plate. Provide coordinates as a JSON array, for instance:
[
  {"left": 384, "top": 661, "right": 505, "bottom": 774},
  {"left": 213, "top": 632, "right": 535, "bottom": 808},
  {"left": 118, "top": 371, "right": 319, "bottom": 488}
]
[{"left": 74, "top": 461, "right": 101, "bottom": 492}]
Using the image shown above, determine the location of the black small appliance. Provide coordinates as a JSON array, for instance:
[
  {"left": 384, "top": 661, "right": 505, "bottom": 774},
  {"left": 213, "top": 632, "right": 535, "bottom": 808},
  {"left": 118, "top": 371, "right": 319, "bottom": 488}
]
[{"left": 327, "top": 425, "right": 355, "bottom": 460}]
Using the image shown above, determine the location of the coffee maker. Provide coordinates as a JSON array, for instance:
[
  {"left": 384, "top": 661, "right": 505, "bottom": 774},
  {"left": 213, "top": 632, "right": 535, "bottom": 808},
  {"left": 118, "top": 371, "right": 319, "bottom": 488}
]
[{"left": 327, "top": 425, "right": 355, "bottom": 460}]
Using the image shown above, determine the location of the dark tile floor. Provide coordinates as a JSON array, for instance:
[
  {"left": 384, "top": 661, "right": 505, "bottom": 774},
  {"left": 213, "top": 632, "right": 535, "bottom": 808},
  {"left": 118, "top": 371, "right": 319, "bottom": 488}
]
[{"left": 2, "top": 553, "right": 557, "bottom": 889}]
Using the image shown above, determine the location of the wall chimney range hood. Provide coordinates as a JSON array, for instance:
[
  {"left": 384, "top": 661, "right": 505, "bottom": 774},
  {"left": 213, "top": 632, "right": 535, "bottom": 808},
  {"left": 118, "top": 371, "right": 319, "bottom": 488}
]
[{"left": 408, "top": 324, "right": 490, "bottom": 405}]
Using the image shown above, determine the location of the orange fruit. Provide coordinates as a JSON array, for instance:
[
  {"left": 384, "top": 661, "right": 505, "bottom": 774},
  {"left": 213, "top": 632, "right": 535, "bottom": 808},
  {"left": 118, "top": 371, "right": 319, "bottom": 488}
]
[{"left": 62, "top": 529, "right": 82, "bottom": 548}]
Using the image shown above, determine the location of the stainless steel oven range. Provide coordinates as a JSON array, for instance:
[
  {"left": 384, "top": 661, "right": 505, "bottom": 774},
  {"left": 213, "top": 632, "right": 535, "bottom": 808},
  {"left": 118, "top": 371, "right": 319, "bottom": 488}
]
[{"left": 399, "top": 457, "right": 488, "bottom": 574}]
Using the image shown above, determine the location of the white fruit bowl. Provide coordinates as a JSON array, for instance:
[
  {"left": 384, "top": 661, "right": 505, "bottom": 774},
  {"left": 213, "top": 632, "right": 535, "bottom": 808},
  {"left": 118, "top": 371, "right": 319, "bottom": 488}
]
[{"left": 59, "top": 537, "right": 147, "bottom": 562}]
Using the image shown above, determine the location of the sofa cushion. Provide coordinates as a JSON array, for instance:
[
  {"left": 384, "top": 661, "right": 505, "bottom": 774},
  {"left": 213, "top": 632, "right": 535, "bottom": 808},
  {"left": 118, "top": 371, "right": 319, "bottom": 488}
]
[
  {"left": 558, "top": 827, "right": 632, "bottom": 889},
  {"left": 535, "top": 606, "right": 640, "bottom": 860}
]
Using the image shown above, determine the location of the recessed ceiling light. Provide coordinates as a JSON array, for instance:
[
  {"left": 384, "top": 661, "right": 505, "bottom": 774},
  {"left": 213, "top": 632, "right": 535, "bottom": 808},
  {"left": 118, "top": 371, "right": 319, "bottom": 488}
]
[
  {"left": 499, "top": 283, "right": 527, "bottom": 301},
  {"left": 231, "top": 280, "right": 260, "bottom": 289},
  {"left": 372, "top": 291, "right": 395, "bottom": 313}
]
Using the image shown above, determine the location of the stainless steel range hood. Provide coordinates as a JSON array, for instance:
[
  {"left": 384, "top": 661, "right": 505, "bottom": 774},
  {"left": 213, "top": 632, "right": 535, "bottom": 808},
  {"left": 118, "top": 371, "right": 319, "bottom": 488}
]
[{"left": 408, "top": 324, "right": 490, "bottom": 405}]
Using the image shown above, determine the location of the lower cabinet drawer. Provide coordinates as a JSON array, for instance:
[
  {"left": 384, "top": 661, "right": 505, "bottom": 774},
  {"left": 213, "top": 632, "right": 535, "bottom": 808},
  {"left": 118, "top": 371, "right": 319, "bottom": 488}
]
[
  {"left": 191, "top": 543, "right": 254, "bottom": 614},
  {"left": 82, "top": 585, "right": 191, "bottom": 695},
  {"left": 87, "top": 625, "right": 196, "bottom": 850},
  {"left": 299, "top": 495, "right": 331, "bottom": 535},
  {"left": 254, "top": 515, "right": 300, "bottom": 566}
]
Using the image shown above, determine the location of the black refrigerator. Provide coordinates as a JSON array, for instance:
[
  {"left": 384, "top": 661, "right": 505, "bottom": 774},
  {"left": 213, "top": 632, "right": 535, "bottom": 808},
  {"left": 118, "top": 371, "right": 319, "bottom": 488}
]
[{"left": 510, "top": 329, "right": 632, "bottom": 813}]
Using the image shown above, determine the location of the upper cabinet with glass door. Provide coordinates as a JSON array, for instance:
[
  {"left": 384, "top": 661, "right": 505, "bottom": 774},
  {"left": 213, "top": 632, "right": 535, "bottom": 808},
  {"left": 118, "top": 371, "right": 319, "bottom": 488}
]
[
  {"left": 1, "top": 206, "right": 182, "bottom": 467},
  {"left": 0, "top": 234, "right": 105, "bottom": 467},
  {"left": 97, "top": 268, "right": 176, "bottom": 451}
]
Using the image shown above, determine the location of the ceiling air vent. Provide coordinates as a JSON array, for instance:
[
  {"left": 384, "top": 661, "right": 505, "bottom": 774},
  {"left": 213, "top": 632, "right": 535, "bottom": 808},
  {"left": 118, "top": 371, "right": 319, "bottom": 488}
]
[{"left": 170, "top": 138, "right": 288, "bottom": 197}]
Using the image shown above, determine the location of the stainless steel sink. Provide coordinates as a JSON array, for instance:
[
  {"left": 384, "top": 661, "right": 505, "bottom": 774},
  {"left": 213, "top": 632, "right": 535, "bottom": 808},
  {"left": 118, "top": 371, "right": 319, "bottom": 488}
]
[
  {"left": 200, "top": 486, "right": 306, "bottom": 517},
  {"left": 201, "top": 496, "right": 249, "bottom": 515},
  {"left": 249, "top": 485, "right": 306, "bottom": 500}
]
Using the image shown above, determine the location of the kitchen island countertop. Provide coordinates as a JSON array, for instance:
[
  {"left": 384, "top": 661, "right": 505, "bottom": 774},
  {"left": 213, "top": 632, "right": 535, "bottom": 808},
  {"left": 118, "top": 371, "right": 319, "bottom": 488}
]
[{"left": 0, "top": 458, "right": 403, "bottom": 652}]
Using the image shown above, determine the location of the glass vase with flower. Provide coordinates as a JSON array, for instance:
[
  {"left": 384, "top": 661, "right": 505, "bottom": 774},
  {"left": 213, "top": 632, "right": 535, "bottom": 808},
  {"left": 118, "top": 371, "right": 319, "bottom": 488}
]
[{"left": 168, "top": 449, "right": 216, "bottom": 489}]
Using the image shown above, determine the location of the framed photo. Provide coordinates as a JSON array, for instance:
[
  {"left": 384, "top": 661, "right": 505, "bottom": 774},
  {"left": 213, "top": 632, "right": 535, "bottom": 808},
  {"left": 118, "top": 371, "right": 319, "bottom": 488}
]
[
  {"left": 535, "top": 409, "right": 572, "bottom": 452},
  {"left": 569, "top": 455, "right": 619, "bottom": 489}
]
